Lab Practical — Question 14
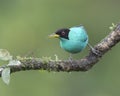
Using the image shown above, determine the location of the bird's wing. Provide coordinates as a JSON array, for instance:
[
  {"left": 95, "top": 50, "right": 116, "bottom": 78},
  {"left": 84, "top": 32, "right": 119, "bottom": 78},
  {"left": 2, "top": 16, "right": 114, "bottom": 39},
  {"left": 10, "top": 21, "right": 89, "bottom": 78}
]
[{"left": 69, "top": 26, "right": 88, "bottom": 42}]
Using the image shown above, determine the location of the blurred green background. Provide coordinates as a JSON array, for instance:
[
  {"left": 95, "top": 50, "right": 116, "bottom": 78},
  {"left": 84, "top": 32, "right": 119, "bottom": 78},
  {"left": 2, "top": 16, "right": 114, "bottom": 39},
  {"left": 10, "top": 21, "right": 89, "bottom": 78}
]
[{"left": 0, "top": 0, "right": 120, "bottom": 96}]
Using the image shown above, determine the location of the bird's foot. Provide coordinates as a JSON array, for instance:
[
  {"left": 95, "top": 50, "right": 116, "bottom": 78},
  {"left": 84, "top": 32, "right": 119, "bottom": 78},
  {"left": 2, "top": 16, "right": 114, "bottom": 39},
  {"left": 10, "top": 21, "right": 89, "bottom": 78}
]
[
  {"left": 68, "top": 54, "right": 73, "bottom": 64},
  {"left": 90, "top": 47, "right": 102, "bottom": 57},
  {"left": 68, "top": 54, "right": 74, "bottom": 63},
  {"left": 88, "top": 43, "right": 102, "bottom": 57}
]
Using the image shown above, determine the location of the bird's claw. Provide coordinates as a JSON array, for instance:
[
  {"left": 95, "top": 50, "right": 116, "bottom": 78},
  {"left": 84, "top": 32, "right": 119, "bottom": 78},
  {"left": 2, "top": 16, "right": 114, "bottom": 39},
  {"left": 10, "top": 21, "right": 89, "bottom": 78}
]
[
  {"left": 68, "top": 54, "right": 73, "bottom": 63},
  {"left": 88, "top": 43, "right": 102, "bottom": 57},
  {"left": 91, "top": 47, "right": 102, "bottom": 57}
]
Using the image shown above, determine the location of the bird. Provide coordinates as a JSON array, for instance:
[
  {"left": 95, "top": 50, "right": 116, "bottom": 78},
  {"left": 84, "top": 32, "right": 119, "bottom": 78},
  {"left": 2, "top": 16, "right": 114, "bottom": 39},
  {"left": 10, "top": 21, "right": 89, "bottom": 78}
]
[{"left": 49, "top": 25, "right": 89, "bottom": 55}]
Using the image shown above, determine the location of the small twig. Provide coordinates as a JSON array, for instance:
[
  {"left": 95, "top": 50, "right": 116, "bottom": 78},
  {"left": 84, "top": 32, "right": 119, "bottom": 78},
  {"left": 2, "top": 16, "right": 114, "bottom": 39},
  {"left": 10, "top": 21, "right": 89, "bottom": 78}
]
[{"left": 0, "top": 23, "right": 120, "bottom": 77}]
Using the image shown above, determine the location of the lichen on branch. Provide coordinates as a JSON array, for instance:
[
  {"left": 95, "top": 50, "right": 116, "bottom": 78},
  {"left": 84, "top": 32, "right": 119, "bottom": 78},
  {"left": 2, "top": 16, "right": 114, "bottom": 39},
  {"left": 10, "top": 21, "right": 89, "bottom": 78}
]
[{"left": 0, "top": 23, "right": 120, "bottom": 78}]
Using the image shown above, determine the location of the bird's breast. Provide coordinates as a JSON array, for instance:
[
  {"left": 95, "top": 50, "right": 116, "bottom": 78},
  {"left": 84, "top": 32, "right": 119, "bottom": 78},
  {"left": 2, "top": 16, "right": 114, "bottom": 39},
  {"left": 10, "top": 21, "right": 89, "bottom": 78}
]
[{"left": 60, "top": 39, "right": 88, "bottom": 54}]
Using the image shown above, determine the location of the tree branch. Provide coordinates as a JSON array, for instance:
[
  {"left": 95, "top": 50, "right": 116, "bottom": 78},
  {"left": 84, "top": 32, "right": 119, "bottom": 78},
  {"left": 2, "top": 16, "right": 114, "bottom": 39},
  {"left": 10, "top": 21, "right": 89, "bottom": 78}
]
[{"left": 0, "top": 23, "right": 120, "bottom": 77}]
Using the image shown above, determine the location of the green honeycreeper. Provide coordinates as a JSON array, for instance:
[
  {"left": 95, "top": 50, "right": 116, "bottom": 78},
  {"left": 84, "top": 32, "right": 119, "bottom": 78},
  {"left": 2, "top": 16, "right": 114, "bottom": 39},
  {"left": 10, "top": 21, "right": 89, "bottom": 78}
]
[{"left": 49, "top": 25, "right": 89, "bottom": 54}]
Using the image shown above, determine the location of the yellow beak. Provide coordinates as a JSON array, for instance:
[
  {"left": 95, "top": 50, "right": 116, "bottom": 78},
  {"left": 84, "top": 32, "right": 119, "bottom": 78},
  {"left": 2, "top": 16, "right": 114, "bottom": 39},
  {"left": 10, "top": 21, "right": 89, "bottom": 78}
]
[{"left": 49, "top": 34, "right": 60, "bottom": 38}]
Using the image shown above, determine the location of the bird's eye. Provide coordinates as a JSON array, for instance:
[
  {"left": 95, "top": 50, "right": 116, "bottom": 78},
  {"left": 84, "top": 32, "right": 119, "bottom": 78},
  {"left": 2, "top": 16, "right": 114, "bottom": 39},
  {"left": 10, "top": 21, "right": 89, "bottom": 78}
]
[{"left": 62, "top": 31, "right": 65, "bottom": 35}]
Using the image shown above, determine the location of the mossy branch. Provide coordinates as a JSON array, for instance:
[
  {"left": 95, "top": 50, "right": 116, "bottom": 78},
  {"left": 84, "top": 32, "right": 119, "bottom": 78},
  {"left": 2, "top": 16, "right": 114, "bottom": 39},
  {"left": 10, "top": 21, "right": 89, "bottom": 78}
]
[{"left": 0, "top": 23, "right": 120, "bottom": 77}]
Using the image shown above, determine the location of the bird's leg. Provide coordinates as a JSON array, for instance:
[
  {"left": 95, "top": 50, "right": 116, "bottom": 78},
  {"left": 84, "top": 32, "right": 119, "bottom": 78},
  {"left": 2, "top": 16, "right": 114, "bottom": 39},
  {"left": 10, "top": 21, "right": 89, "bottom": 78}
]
[
  {"left": 68, "top": 54, "right": 74, "bottom": 63},
  {"left": 69, "top": 54, "right": 73, "bottom": 61},
  {"left": 87, "top": 43, "right": 102, "bottom": 57}
]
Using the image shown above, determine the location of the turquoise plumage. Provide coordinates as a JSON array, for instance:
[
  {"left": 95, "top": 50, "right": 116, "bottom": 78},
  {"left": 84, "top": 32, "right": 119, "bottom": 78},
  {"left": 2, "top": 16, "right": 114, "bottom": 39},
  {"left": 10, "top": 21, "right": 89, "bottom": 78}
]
[{"left": 49, "top": 25, "right": 88, "bottom": 54}]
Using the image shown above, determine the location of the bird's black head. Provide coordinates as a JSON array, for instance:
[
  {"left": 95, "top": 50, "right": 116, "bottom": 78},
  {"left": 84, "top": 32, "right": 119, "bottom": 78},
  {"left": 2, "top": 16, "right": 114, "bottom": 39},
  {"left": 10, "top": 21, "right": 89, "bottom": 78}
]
[{"left": 55, "top": 28, "right": 70, "bottom": 40}]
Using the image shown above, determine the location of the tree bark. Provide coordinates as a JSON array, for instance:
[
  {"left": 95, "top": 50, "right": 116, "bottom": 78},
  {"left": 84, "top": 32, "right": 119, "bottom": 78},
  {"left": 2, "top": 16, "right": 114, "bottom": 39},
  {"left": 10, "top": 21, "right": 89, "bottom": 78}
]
[{"left": 0, "top": 23, "right": 120, "bottom": 77}]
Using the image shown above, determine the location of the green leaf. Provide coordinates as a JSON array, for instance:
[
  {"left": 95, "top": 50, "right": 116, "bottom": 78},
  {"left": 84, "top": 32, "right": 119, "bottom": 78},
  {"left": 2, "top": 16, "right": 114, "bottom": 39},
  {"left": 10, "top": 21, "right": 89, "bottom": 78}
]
[
  {"left": 109, "top": 23, "right": 117, "bottom": 31},
  {"left": 2, "top": 68, "right": 10, "bottom": 85}
]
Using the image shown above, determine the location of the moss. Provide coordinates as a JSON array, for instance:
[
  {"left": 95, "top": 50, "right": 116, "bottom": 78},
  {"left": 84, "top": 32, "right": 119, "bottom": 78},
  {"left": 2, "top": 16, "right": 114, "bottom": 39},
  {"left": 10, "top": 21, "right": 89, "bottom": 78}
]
[{"left": 41, "top": 56, "right": 52, "bottom": 64}]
